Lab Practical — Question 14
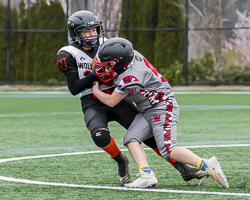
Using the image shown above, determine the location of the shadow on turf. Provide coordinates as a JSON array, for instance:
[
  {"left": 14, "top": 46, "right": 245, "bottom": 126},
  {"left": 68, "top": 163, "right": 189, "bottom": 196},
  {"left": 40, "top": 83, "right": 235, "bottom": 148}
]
[{"left": 236, "top": 180, "right": 247, "bottom": 189}]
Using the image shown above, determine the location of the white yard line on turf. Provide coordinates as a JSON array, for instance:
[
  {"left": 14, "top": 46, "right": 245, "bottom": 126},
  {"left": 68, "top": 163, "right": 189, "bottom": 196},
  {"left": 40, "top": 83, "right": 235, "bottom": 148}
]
[
  {"left": 0, "top": 144, "right": 250, "bottom": 197},
  {"left": 0, "top": 176, "right": 249, "bottom": 197}
]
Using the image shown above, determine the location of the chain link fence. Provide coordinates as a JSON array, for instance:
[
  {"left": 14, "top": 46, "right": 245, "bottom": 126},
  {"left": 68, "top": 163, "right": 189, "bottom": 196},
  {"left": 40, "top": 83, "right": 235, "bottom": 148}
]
[{"left": 1, "top": 0, "right": 250, "bottom": 85}]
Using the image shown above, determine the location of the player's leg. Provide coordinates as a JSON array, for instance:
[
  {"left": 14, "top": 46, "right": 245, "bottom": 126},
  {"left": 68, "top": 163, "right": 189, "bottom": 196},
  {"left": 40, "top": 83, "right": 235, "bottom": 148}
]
[
  {"left": 126, "top": 108, "right": 208, "bottom": 184},
  {"left": 123, "top": 113, "right": 158, "bottom": 188},
  {"left": 147, "top": 97, "right": 228, "bottom": 188},
  {"left": 117, "top": 99, "right": 208, "bottom": 184},
  {"left": 169, "top": 144, "right": 229, "bottom": 188},
  {"left": 84, "top": 106, "right": 129, "bottom": 185},
  {"left": 143, "top": 136, "right": 204, "bottom": 180},
  {"left": 167, "top": 98, "right": 228, "bottom": 188},
  {"left": 112, "top": 100, "right": 157, "bottom": 187},
  {"left": 113, "top": 99, "right": 156, "bottom": 187},
  {"left": 115, "top": 99, "right": 208, "bottom": 184},
  {"left": 114, "top": 99, "right": 169, "bottom": 165},
  {"left": 125, "top": 142, "right": 158, "bottom": 188}
]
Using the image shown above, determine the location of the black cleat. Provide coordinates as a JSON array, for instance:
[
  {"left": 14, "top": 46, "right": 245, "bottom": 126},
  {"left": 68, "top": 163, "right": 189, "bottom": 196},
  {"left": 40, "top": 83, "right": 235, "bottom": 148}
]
[
  {"left": 113, "top": 152, "right": 130, "bottom": 186},
  {"left": 174, "top": 161, "right": 208, "bottom": 182}
]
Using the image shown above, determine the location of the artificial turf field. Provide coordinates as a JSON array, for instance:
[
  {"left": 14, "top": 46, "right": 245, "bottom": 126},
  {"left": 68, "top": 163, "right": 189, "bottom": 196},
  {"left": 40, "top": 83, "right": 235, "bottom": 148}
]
[{"left": 0, "top": 90, "right": 249, "bottom": 199}]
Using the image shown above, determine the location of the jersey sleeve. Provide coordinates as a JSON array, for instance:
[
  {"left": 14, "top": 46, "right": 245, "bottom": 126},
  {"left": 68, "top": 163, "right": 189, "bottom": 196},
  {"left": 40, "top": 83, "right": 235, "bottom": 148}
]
[
  {"left": 56, "top": 49, "right": 97, "bottom": 96},
  {"left": 56, "top": 50, "right": 77, "bottom": 74},
  {"left": 115, "top": 73, "right": 144, "bottom": 94}
]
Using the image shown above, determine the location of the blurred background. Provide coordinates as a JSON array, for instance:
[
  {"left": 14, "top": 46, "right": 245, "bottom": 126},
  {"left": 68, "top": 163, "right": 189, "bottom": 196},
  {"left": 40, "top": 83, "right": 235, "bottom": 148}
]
[{"left": 0, "top": 0, "right": 250, "bottom": 86}]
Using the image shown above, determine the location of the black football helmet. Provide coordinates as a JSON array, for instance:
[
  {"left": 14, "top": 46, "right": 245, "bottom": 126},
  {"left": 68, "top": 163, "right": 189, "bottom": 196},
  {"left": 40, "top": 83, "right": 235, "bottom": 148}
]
[
  {"left": 95, "top": 37, "right": 135, "bottom": 82},
  {"left": 67, "top": 10, "right": 104, "bottom": 48}
]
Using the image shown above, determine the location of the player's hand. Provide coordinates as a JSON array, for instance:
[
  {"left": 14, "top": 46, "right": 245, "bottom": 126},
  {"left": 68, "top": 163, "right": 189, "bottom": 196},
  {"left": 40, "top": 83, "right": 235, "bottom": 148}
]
[{"left": 92, "top": 81, "right": 100, "bottom": 91}]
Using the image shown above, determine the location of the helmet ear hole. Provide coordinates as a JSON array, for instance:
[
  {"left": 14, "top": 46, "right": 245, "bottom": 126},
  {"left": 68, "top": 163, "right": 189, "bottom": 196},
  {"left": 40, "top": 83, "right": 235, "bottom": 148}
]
[
  {"left": 98, "top": 37, "right": 134, "bottom": 76},
  {"left": 75, "top": 37, "right": 81, "bottom": 46}
]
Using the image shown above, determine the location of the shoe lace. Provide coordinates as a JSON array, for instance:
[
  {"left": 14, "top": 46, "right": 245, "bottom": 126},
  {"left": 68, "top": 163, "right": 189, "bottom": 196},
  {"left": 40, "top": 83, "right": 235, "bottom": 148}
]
[
  {"left": 152, "top": 168, "right": 157, "bottom": 175},
  {"left": 197, "top": 155, "right": 210, "bottom": 186},
  {"left": 198, "top": 175, "right": 209, "bottom": 186},
  {"left": 136, "top": 171, "right": 142, "bottom": 177}
]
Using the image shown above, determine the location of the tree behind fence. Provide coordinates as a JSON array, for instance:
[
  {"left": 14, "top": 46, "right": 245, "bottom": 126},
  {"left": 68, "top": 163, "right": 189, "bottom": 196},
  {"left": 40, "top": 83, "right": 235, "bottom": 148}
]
[
  {"left": 0, "top": 0, "right": 66, "bottom": 84},
  {"left": 0, "top": 0, "right": 250, "bottom": 85}
]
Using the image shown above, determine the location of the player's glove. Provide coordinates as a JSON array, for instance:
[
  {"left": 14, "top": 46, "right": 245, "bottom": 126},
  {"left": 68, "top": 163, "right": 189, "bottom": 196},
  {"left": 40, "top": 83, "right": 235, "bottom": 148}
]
[{"left": 91, "top": 57, "right": 99, "bottom": 79}]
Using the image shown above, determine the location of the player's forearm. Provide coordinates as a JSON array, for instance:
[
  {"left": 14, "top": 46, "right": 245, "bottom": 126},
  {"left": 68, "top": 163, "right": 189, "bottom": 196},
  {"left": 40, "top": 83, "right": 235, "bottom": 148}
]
[
  {"left": 66, "top": 72, "right": 97, "bottom": 95},
  {"left": 93, "top": 86, "right": 117, "bottom": 107}
]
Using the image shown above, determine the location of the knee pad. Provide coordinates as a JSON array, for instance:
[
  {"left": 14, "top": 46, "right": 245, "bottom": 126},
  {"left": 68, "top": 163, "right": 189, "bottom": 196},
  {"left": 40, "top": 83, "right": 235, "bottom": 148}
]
[{"left": 91, "top": 128, "right": 111, "bottom": 148}]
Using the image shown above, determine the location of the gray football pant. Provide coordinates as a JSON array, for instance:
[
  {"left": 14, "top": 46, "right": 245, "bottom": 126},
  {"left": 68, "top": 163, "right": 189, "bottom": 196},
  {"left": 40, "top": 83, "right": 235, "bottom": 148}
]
[{"left": 123, "top": 97, "right": 179, "bottom": 161}]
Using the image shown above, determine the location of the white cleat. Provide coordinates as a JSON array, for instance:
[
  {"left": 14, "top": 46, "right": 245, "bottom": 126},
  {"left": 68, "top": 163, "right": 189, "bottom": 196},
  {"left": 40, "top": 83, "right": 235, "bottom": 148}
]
[
  {"left": 204, "top": 156, "right": 229, "bottom": 189},
  {"left": 124, "top": 170, "right": 158, "bottom": 189}
]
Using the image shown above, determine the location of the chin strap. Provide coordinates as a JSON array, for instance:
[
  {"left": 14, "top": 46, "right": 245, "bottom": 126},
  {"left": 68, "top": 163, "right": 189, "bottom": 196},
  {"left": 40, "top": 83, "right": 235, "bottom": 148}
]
[{"left": 123, "top": 54, "right": 135, "bottom": 71}]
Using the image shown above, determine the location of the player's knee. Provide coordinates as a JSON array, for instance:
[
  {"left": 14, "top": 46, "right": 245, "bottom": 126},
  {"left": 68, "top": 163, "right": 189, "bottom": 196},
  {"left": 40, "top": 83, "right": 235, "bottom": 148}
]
[
  {"left": 159, "top": 147, "right": 171, "bottom": 160},
  {"left": 91, "top": 128, "right": 111, "bottom": 147}
]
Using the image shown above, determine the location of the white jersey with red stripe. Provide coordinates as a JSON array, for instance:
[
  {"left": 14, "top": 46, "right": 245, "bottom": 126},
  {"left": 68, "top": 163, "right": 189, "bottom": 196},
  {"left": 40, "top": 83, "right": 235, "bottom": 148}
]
[{"left": 114, "top": 50, "right": 175, "bottom": 112}]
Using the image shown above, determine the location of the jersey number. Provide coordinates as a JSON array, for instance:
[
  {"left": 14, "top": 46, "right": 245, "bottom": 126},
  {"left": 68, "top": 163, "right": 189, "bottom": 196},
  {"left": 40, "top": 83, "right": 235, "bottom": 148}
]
[
  {"left": 143, "top": 58, "right": 166, "bottom": 82},
  {"left": 143, "top": 58, "right": 158, "bottom": 76}
]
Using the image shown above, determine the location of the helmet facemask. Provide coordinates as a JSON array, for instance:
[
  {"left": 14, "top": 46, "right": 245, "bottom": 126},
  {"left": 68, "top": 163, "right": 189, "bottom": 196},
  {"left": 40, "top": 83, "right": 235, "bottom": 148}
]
[
  {"left": 95, "top": 58, "right": 122, "bottom": 82},
  {"left": 96, "top": 37, "right": 135, "bottom": 81}
]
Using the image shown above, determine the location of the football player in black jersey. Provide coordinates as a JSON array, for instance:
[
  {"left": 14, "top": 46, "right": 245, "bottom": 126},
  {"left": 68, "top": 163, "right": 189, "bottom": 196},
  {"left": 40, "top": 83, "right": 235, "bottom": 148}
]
[{"left": 56, "top": 10, "right": 205, "bottom": 186}]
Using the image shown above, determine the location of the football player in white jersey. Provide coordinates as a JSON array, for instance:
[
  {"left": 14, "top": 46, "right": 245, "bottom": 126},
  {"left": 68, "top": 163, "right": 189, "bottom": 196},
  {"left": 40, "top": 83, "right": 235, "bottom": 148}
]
[
  {"left": 92, "top": 37, "right": 229, "bottom": 189},
  {"left": 57, "top": 10, "right": 207, "bottom": 187}
]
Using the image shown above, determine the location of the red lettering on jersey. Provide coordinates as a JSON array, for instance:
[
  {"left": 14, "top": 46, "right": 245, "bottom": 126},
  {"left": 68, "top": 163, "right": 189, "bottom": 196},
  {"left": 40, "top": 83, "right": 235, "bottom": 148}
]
[
  {"left": 83, "top": 70, "right": 91, "bottom": 77},
  {"left": 128, "top": 88, "right": 136, "bottom": 94},
  {"left": 143, "top": 58, "right": 167, "bottom": 82},
  {"left": 154, "top": 114, "right": 161, "bottom": 122},
  {"left": 143, "top": 58, "right": 158, "bottom": 76},
  {"left": 57, "top": 58, "right": 67, "bottom": 72}
]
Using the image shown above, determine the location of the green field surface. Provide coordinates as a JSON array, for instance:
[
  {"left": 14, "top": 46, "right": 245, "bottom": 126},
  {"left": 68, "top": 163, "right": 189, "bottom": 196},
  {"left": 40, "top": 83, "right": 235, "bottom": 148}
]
[{"left": 0, "top": 91, "right": 249, "bottom": 199}]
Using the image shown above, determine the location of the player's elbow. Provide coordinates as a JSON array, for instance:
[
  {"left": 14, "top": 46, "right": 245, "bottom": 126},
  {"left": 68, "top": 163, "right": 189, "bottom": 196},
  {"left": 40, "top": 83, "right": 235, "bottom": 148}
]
[
  {"left": 106, "top": 102, "right": 116, "bottom": 107},
  {"left": 69, "top": 89, "right": 79, "bottom": 96},
  {"left": 106, "top": 100, "right": 118, "bottom": 107},
  {"left": 105, "top": 94, "right": 124, "bottom": 107},
  {"left": 71, "top": 92, "right": 78, "bottom": 96}
]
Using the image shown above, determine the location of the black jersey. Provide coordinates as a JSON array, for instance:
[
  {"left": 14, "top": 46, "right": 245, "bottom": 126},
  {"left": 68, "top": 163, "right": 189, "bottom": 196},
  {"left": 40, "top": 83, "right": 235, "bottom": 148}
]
[{"left": 56, "top": 43, "right": 114, "bottom": 112}]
